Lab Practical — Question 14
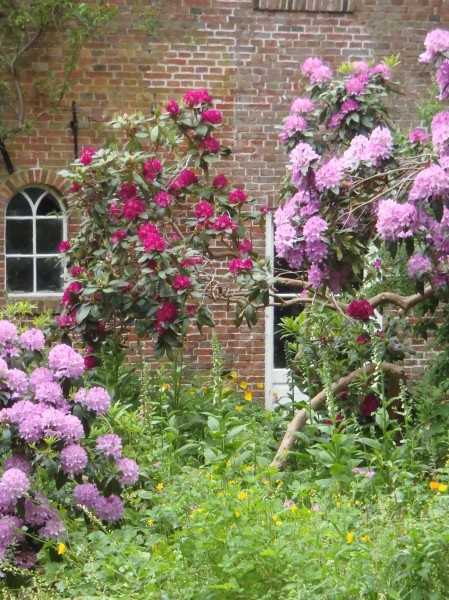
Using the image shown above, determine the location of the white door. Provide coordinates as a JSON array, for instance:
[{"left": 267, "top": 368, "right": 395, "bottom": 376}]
[{"left": 265, "top": 216, "right": 308, "bottom": 409}]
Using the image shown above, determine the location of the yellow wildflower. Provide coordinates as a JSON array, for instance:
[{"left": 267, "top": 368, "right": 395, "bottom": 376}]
[
  {"left": 228, "top": 479, "right": 236, "bottom": 485},
  {"left": 347, "top": 501, "right": 352, "bottom": 507},
  {"left": 57, "top": 543, "right": 66, "bottom": 555},
  {"left": 257, "top": 383, "right": 264, "bottom": 389},
  {"left": 226, "top": 460, "right": 232, "bottom": 467},
  {"left": 244, "top": 389, "right": 253, "bottom": 402},
  {"left": 438, "top": 483, "right": 448, "bottom": 492},
  {"left": 156, "top": 482, "right": 164, "bottom": 490},
  {"left": 275, "top": 520, "right": 283, "bottom": 526},
  {"left": 336, "top": 501, "right": 341, "bottom": 507},
  {"left": 430, "top": 481, "right": 440, "bottom": 490},
  {"left": 355, "top": 500, "right": 361, "bottom": 506},
  {"left": 235, "top": 405, "right": 243, "bottom": 412},
  {"left": 244, "top": 466, "right": 253, "bottom": 471},
  {"left": 237, "top": 491, "right": 248, "bottom": 501},
  {"left": 290, "top": 505, "right": 298, "bottom": 513},
  {"left": 147, "top": 519, "right": 154, "bottom": 526},
  {"left": 271, "top": 515, "right": 277, "bottom": 521},
  {"left": 346, "top": 532, "right": 355, "bottom": 544},
  {"left": 161, "top": 383, "right": 170, "bottom": 390},
  {"left": 262, "top": 478, "right": 269, "bottom": 485},
  {"left": 239, "top": 381, "right": 248, "bottom": 390},
  {"left": 223, "top": 386, "right": 231, "bottom": 393},
  {"left": 275, "top": 479, "right": 283, "bottom": 487},
  {"left": 230, "top": 372, "right": 238, "bottom": 379},
  {"left": 234, "top": 511, "right": 240, "bottom": 518},
  {"left": 361, "top": 534, "right": 370, "bottom": 543}
]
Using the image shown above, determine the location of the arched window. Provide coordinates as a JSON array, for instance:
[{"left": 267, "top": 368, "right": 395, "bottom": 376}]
[{"left": 5, "top": 187, "right": 67, "bottom": 295}]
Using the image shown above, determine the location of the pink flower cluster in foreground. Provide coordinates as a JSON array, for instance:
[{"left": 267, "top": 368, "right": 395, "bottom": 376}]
[{"left": 0, "top": 322, "right": 139, "bottom": 568}]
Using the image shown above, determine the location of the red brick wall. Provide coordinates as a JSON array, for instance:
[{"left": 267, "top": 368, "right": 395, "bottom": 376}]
[{"left": 1, "top": 0, "right": 448, "bottom": 391}]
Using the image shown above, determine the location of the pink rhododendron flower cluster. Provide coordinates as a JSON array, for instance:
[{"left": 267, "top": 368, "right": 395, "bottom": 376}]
[{"left": 0, "top": 322, "right": 139, "bottom": 568}]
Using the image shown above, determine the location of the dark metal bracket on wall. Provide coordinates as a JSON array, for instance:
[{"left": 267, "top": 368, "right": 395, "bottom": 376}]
[
  {"left": 0, "top": 138, "right": 14, "bottom": 175},
  {"left": 69, "top": 100, "right": 79, "bottom": 160}
]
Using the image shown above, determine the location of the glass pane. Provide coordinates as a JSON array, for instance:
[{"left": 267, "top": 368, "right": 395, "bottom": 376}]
[
  {"left": 6, "top": 194, "right": 32, "bottom": 216},
  {"left": 36, "top": 257, "right": 63, "bottom": 292},
  {"left": 36, "top": 194, "right": 61, "bottom": 216},
  {"left": 22, "top": 188, "right": 46, "bottom": 204},
  {"left": 6, "top": 220, "right": 33, "bottom": 254},
  {"left": 273, "top": 302, "right": 304, "bottom": 369},
  {"left": 7, "top": 258, "right": 33, "bottom": 293},
  {"left": 36, "top": 220, "right": 63, "bottom": 253}
]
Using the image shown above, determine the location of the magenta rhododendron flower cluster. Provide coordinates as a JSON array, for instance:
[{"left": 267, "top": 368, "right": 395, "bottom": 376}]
[
  {"left": 275, "top": 32, "right": 449, "bottom": 294},
  {"left": 0, "top": 322, "right": 138, "bottom": 568},
  {"left": 59, "top": 88, "right": 269, "bottom": 356}
]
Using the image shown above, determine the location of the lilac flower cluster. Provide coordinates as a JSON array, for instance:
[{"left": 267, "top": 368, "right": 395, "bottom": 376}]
[
  {"left": 0, "top": 321, "right": 139, "bottom": 567},
  {"left": 409, "top": 165, "right": 449, "bottom": 202},
  {"left": 376, "top": 200, "right": 417, "bottom": 242},
  {"left": 352, "top": 467, "right": 375, "bottom": 478},
  {"left": 407, "top": 253, "right": 432, "bottom": 278}
]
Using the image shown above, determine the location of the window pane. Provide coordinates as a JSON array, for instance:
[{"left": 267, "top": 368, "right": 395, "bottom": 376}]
[
  {"left": 7, "top": 258, "right": 33, "bottom": 293},
  {"left": 36, "top": 257, "right": 63, "bottom": 291},
  {"left": 36, "top": 194, "right": 61, "bottom": 216},
  {"left": 6, "top": 194, "right": 32, "bottom": 216},
  {"left": 273, "top": 302, "right": 304, "bottom": 369},
  {"left": 6, "top": 220, "right": 33, "bottom": 254},
  {"left": 36, "top": 220, "right": 63, "bottom": 253},
  {"left": 22, "top": 188, "right": 46, "bottom": 204}
]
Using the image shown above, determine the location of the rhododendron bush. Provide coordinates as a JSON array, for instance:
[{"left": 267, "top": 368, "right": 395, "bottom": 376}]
[
  {"left": 272, "top": 30, "right": 449, "bottom": 468},
  {"left": 58, "top": 91, "right": 269, "bottom": 357},
  {"left": 0, "top": 320, "right": 138, "bottom": 570}
]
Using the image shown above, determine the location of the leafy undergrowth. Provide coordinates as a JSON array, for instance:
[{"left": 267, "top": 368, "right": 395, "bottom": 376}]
[{"left": 2, "top": 360, "right": 448, "bottom": 600}]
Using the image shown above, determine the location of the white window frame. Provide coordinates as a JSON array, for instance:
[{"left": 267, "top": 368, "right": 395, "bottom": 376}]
[{"left": 5, "top": 186, "right": 67, "bottom": 297}]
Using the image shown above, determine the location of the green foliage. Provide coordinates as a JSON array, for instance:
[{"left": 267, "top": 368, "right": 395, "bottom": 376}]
[
  {"left": 25, "top": 361, "right": 449, "bottom": 599},
  {"left": 0, "top": 0, "right": 115, "bottom": 139}
]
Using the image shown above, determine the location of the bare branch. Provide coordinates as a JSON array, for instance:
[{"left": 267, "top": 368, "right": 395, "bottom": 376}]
[{"left": 271, "top": 361, "right": 404, "bottom": 470}]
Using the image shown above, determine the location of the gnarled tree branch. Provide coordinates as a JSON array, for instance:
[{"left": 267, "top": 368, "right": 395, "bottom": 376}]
[{"left": 271, "top": 361, "right": 405, "bottom": 470}]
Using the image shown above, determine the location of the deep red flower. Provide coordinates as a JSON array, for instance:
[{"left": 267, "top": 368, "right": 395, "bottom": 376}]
[
  {"left": 229, "top": 258, "right": 253, "bottom": 274},
  {"left": 110, "top": 230, "right": 127, "bottom": 244},
  {"left": 212, "top": 174, "right": 228, "bottom": 189},
  {"left": 183, "top": 89, "right": 212, "bottom": 107},
  {"left": 70, "top": 183, "right": 81, "bottom": 193},
  {"left": 123, "top": 198, "right": 145, "bottom": 220},
  {"left": 166, "top": 99, "right": 180, "bottom": 116},
  {"left": 143, "top": 158, "right": 162, "bottom": 182},
  {"left": 229, "top": 189, "right": 248, "bottom": 204},
  {"left": 173, "top": 275, "right": 192, "bottom": 291},
  {"left": 175, "top": 169, "right": 198, "bottom": 188},
  {"left": 143, "top": 232, "right": 166, "bottom": 253},
  {"left": 195, "top": 201, "right": 214, "bottom": 219},
  {"left": 356, "top": 334, "right": 371, "bottom": 345},
  {"left": 200, "top": 109, "right": 222, "bottom": 125},
  {"left": 360, "top": 393, "right": 380, "bottom": 417},
  {"left": 200, "top": 136, "right": 220, "bottom": 153},
  {"left": 62, "top": 281, "right": 83, "bottom": 306},
  {"left": 156, "top": 302, "right": 178, "bottom": 324},
  {"left": 70, "top": 266, "right": 84, "bottom": 277},
  {"left": 325, "top": 412, "right": 345, "bottom": 429},
  {"left": 153, "top": 191, "right": 172, "bottom": 207},
  {"left": 347, "top": 299, "right": 374, "bottom": 320},
  {"left": 59, "top": 241, "right": 71, "bottom": 252},
  {"left": 238, "top": 239, "right": 253, "bottom": 254},
  {"left": 119, "top": 182, "right": 138, "bottom": 199},
  {"left": 80, "top": 146, "right": 95, "bottom": 166}
]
